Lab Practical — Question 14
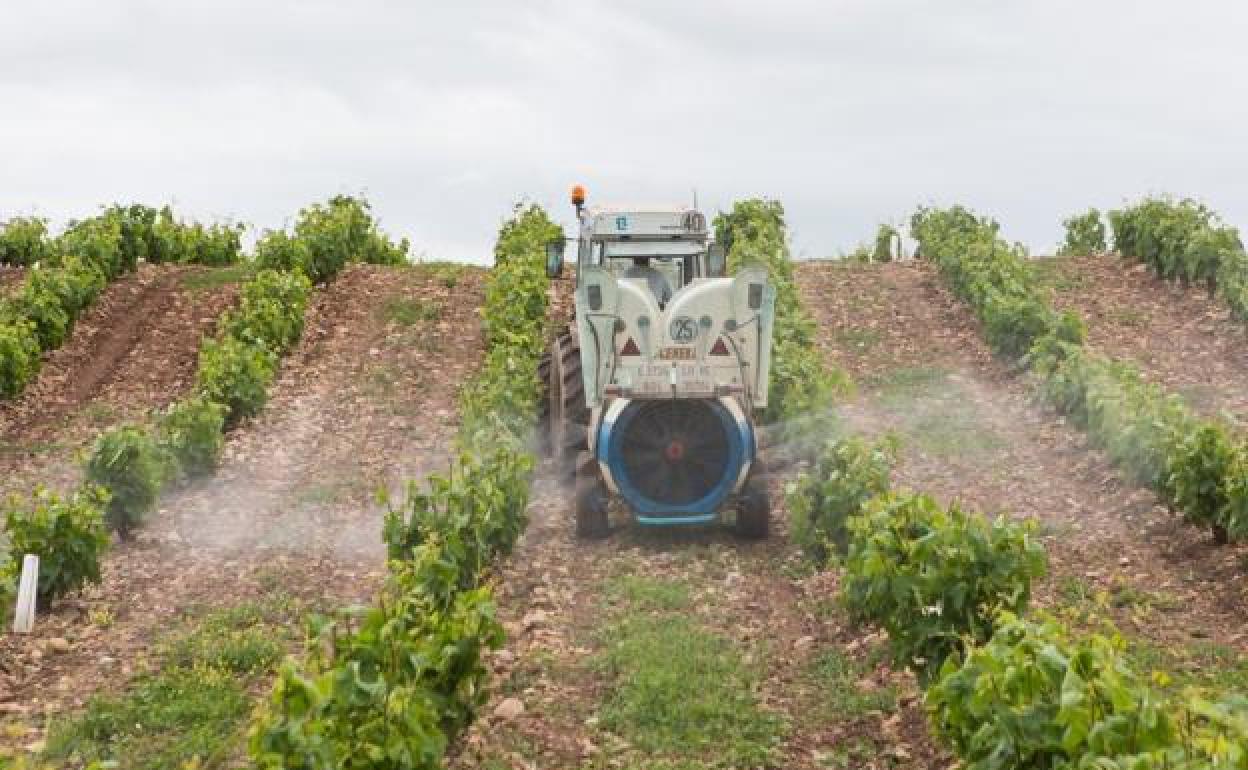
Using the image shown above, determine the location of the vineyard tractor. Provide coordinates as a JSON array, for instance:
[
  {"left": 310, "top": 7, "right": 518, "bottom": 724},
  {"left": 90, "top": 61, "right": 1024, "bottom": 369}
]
[{"left": 542, "top": 186, "right": 777, "bottom": 538}]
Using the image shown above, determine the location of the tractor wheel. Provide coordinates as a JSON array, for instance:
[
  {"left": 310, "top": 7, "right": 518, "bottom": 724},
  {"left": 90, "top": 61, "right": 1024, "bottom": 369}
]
[
  {"left": 735, "top": 459, "right": 771, "bottom": 539},
  {"left": 575, "top": 451, "right": 610, "bottom": 538},
  {"left": 536, "top": 350, "right": 552, "bottom": 455},
  {"left": 549, "top": 328, "right": 589, "bottom": 483},
  {"left": 1213, "top": 523, "right": 1230, "bottom": 546}
]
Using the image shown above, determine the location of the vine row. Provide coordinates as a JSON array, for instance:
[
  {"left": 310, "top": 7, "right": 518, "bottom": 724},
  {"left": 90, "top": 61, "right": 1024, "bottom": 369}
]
[
  {"left": 912, "top": 205, "right": 1247, "bottom": 543},
  {"left": 1, "top": 196, "right": 408, "bottom": 628},
  {"left": 788, "top": 433, "right": 1247, "bottom": 768},
  {"left": 0, "top": 205, "right": 245, "bottom": 398},
  {"left": 247, "top": 203, "right": 559, "bottom": 767}
]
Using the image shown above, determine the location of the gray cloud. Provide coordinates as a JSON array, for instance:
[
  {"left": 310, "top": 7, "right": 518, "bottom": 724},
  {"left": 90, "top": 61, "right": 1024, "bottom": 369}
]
[{"left": 3, "top": 0, "right": 1247, "bottom": 261}]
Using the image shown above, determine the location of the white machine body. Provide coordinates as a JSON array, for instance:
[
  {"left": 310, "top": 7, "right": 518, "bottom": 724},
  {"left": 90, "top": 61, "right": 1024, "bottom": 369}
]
[{"left": 564, "top": 204, "right": 777, "bottom": 522}]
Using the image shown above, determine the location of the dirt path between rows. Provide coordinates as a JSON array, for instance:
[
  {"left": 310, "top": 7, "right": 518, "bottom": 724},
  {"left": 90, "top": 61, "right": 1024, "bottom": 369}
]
[
  {"left": 0, "top": 264, "right": 487, "bottom": 755},
  {"left": 1033, "top": 253, "right": 1248, "bottom": 423},
  {"left": 454, "top": 472, "right": 939, "bottom": 770},
  {"left": 799, "top": 260, "right": 1248, "bottom": 646},
  {"left": 0, "top": 264, "right": 240, "bottom": 498},
  {"left": 0, "top": 267, "right": 26, "bottom": 296}
]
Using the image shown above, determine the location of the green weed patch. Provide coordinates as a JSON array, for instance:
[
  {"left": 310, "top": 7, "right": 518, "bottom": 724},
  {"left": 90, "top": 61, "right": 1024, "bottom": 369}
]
[
  {"left": 595, "top": 585, "right": 784, "bottom": 766},
  {"left": 807, "top": 647, "right": 898, "bottom": 719},
  {"left": 377, "top": 296, "right": 441, "bottom": 326},
  {"left": 181, "top": 264, "right": 256, "bottom": 293},
  {"left": 44, "top": 599, "right": 295, "bottom": 769}
]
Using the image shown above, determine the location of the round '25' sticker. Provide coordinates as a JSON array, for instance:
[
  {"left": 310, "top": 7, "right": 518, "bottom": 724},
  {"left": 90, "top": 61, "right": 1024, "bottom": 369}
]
[{"left": 669, "top": 316, "right": 697, "bottom": 343}]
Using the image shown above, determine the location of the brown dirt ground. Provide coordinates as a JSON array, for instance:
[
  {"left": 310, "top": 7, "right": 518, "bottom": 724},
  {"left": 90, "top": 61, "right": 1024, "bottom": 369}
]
[
  {"left": 0, "top": 268, "right": 26, "bottom": 295},
  {"left": 0, "top": 263, "right": 487, "bottom": 756},
  {"left": 0, "top": 264, "right": 241, "bottom": 498},
  {"left": 1032, "top": 253, "right": 1248, "bottom": 423}
]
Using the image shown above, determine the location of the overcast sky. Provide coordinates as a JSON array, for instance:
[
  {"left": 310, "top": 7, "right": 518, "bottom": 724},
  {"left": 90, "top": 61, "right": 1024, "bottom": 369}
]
[{"left": 3, "top": 0, "right": 1247, "bottom": 262}]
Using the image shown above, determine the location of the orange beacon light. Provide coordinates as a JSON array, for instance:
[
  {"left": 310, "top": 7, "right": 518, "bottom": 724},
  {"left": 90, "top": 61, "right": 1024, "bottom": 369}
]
[{"left": 571, "top": 184, "right": 587, "bottom": 207}]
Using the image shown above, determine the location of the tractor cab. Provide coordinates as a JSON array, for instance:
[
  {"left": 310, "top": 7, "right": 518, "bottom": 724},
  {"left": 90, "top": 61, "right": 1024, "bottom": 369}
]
[
  {"left": 573, "top": 207, "right": 727, "bottom": 308},
  {"left": 546, "top": 200, "right": 728, "bottom": 303}
]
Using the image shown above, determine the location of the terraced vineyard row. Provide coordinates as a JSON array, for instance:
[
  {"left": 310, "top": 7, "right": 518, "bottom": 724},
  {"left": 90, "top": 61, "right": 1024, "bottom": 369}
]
[
  {"left": 0, "top": 197, "right": 410, "bottom": 622},
  {"left": 915, "top": 205, "right": 1248, "bottom": 544}
]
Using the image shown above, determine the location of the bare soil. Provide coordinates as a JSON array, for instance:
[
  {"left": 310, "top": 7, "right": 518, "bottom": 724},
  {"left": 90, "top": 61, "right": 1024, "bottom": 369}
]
[
  {"left": 0, "top": 267, "right": 26, "bottom": 295},
  {"left": 0, "top": 264, "right": 487, "bottom": 754},
  {"left": 1035, "top": 253, "right": 1248, "bottom": 423}
]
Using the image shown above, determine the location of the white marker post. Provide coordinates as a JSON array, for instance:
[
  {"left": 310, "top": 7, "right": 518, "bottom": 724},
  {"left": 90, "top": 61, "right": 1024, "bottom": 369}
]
[{"left": 12, "top": 554, "right": 38, "bottom": 634}]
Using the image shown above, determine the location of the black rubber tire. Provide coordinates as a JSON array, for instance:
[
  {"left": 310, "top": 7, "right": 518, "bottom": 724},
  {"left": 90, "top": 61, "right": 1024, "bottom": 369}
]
[
  {"left": 1213, "top": 523, "right": 1230, "bottom": 546},
  {"left": 735, "top": 459, "right": 771, "bottom": 539},
  {"left": 575, "top": 450, "right": 610, "bottom": 538},
  {"left": 536, "top": 350, "right": 552, "bottom": 455},
  {"left": 550, "top": 328, "right": 589, "bottom": 483}
]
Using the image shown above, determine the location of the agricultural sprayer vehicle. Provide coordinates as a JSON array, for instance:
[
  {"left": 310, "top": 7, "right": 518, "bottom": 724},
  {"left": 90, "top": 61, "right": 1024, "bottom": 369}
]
[{"left": 542, "top": 186, "right": 777, "bottom": 538}]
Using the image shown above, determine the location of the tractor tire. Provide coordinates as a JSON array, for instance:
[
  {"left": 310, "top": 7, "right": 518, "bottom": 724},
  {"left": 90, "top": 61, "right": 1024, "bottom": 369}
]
[
  {"left": 536, "top": 350, "right": 552, "bottom": 455},
  {"left": 575, "top": 451, "right": 610, "bottom": 538},
  {"left": 735, "top": 459, "right": 771, "bottom": 539},
  {"left": 1213, "top": 523, "right": 1230, "bottom": 546},
  {"left": 549, "top": 328, "right": 589, "bottom": 483}
]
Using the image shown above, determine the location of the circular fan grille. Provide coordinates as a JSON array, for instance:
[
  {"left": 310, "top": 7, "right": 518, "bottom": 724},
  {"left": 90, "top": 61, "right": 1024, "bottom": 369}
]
[{"left": 617, "top": 400, "right": 733, "bottom": 507}]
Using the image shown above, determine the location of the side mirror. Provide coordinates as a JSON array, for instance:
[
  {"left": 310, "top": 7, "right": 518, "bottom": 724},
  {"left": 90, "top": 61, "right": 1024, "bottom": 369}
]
[
  {"left": 545, "top": 239, "right": 566, "bottom": 279},
  {"left": 707, "top": 243, "right": 727, "bottom": 277}
]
